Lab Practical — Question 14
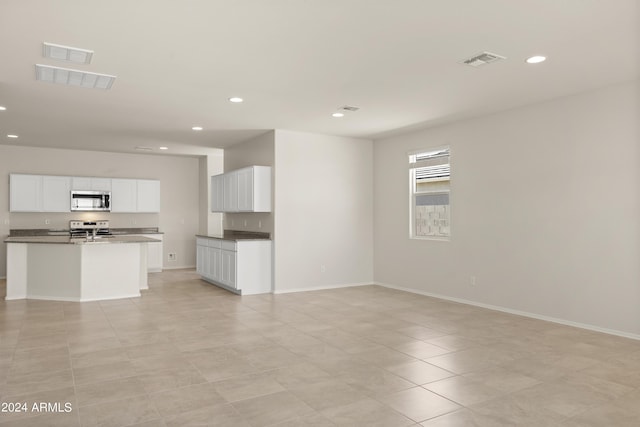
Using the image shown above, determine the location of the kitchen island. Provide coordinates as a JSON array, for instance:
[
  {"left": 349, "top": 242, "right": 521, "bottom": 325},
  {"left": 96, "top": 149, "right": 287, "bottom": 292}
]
[{"left": 4, "top": 235, "right": 160, "bottom": 301}]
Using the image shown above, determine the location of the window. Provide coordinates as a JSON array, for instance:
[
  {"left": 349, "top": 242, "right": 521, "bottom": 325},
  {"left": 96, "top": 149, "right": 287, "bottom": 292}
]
[{"left": 409, "top": 146, "right": 450, "bottom": 240}]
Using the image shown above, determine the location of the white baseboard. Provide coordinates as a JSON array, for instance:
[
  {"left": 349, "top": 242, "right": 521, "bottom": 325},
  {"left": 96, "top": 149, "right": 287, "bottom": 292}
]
[
  {"left": 12, "top": 292, "right": 142, "bottom": 302},
  {"left": 161, "top": 265, "right": 195, "bottom": 270},
  {"left": 375, "top": 281, "right": 640, "bottom": 341},
  {"left": 273, "top": 282, "right": 372, "bottom": 294}
]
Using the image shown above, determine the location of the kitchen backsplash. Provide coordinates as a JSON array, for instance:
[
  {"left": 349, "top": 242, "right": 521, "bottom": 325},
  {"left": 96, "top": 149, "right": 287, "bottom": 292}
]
[
  {"left": 223, "top": 212, "right": 273, "bottom": 236},
  {"left": 8, "top": 212, "right": 160, "bottom": 230}
]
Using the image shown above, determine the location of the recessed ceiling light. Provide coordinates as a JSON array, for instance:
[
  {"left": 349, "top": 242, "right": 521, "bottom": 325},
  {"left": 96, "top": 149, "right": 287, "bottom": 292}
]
[
  {"left": 526, "top": 55, "right": 546, "bottom": 64},
  {"left": 0, "top": 106, "right": 6, "bottom": 111},
  {"left": 332, "top": 112, "right": 344, "bottom": 118},
  {"left": 135, "top": 146, "right": 153, "bottom": 151},
  {"left": 35, "top": 64, "right": 116, "bottom": 90},
  {"left": 192, "top": 126, "right": 203, "bottom": 131},
  {"left": 229, "top": 97, "right": 243, "bottom": 103},
  {"left": 43, "top": 42, "right": 93, "bottom": 64},
  {"left": 159, "top": 146, "right": 168, "bottom": 150},
  {"left": 7, "top": 134, "right": 19, "bottom": 139}
]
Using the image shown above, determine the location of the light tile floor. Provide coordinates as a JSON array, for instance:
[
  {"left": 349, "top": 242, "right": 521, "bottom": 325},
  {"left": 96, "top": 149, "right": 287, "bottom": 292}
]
[{"left": 1, "top": 270, "right": 640, "bottom": 426}]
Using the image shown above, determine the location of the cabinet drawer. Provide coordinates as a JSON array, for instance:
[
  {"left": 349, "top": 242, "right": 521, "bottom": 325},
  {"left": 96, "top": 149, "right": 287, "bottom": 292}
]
[
  {"left": 208, "top": 239, "right": 222, "bottom": 249},
  {"left": 221, "top": 241, "right": 236, "bottom": 251},
  {"left": 196, "top": 237, "right": 208, "bottom": 247}
]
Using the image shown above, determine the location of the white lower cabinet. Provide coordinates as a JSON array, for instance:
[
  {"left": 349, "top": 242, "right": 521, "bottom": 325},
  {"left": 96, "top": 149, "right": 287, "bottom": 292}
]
[
  {"left": 196, "top": 237, "right": 271, "bottom": 295},
  {"left": 129, "top": 234, "right": 163, "bottom": 272}
]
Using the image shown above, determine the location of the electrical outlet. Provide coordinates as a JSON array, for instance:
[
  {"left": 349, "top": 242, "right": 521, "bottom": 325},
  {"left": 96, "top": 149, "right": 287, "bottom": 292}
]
[
  {"left": 320, "top": 265, "right": 326, "bottom": 273},
  {"left": 3, "top": 219, "right": 9, "bottom": 225},
  {"left": 258, "top": 220, "right": 262, "bottom": 229},
  {"left": 168, "top": 253, "right": 177, "bottom": 261},
  {"left": 243, "top": 220, "right": 247, "bottom": 227},
  {"left": 45, "top": 219, "right": 51, "bottom": 225},
  {"left": 470, "top": 275, "right": 477, "bottom": 286}
]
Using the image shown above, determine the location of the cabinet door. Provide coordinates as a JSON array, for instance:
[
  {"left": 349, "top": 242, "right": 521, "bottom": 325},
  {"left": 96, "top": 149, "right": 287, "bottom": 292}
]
[
  {"left": 236, "top": 167, "right": 254, "bottom": 212},
  {"left": 210, "top": 174, "right": 224, "bottom": 212},
  {"left": 71, "top": 177, "right": 92, "bottom": 190},
  {"left": 91, "top": 178, "right": 112, "bottom": 191},
  {"left": 146, "top": 241, "right": 163, "bottom": 272},
  {"left": 72, "top": 177, "right": 112, "bottom": 191},
  {"left": 209, "top": 247, "right": 221, "bottom": 282},
  {"left": 252, "top": 166, "right": 272, "bottom": 212},
  {"left": 10, "top": 174, "right": 42, "bottom": 212},
  {"left": 42, "top": 176, "right": 71, "bottom": 212},
  {"left": 221, "top": 249, "right": 237, "bottom": 289},
  {"left": 137, "top": 179, "right": 160, "bottom": 213},
  {"left": 111, "top": 179, "right": 137, "bottom": 212},
  {"left": 223, "top": 171, "right": 238, "bottom": 212}
]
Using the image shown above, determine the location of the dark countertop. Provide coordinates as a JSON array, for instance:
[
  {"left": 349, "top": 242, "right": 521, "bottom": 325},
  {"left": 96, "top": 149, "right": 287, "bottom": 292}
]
[
  {"left": 110, "top": 228, "right": 163, "bottom": 235},
  {"left": 197, "top": 230, "right": 271, "bottom": 241},
  {"left": 9, "top": 227, "right": 163, "bottom": 237},
  {"left": 5, "top": 235, "right": 161, "bottom": 245}
]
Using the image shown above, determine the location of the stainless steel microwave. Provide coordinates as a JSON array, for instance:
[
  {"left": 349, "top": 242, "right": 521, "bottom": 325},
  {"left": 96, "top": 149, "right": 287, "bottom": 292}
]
[{"left": 70, "top": 190, "right": 111, "bottom": 212}]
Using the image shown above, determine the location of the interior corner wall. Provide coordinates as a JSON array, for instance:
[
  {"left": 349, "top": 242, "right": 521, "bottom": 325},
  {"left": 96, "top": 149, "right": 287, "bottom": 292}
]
[
  {"left": 274, "top": 130, "right": 374, "bottom": 293},
  {"left": 223, "top": 131, "right": 275, "bottom": 235},
  {"left": 373, "top": 80, "right": 640, "bottom": 337},
  {"left": 200, "top": 151, "right": 224, "bottom": 236}
]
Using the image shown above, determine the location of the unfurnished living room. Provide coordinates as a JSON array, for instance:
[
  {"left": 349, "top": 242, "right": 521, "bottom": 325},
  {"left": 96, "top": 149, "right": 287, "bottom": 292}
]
[{"left": 0, "top": 1, "right": 639, "bottom": 426}]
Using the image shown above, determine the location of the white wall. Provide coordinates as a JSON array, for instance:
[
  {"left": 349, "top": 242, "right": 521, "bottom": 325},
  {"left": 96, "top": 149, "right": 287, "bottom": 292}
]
[
  {"left": 373, "top": 80, "right": 640, "bottom": 337},
  {"left": 223, "top": 131, "right": 275, "bottom": 235},
  {"left": 274, "top": 130, "right": 374, "bottom": 293},
  {"left": 199, "top": 152, "right": 224, "bottom": 236},
  {"left": 0, "top": 145, "right": 204, "bottom": 276}
]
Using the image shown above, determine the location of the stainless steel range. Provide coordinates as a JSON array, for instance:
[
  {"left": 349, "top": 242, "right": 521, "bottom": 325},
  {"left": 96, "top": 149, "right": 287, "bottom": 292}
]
[{"left": 69, "top": 220, "right": 111, "bottom": 239}]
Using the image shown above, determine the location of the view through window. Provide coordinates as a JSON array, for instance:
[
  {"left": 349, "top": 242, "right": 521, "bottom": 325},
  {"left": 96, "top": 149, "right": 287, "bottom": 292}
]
[{"left": 409, "top": 147, "right": 450, "bottom": 240}]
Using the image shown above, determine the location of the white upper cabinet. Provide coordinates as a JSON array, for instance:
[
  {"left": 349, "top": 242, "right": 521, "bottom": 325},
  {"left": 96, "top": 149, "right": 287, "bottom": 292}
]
[
  {"left": 71, "top": 177, "right": 111, "bottom": 191},
  {"left": 91, "top": 178, "right": 112, "bottom": 191},
  {"left": 10, "top": 174, "right": 160, "bottom": 213},
  {"left": 136, "top": 179, "right": 161, "bottom": 213},
  {"left": 10, "top": 174, "right": 43, "bottom": 212},
  {"left": 111, "top": 179, "right": 138, "bottom": 212},
  {"left": 112, "top": 178, "right": 160, "bottom": 213},
  {"left": 236, "top": 167, "right": 253, "bottom": 212},
  {"left": 42, "top": 176, "right": 71, "bottom": 212},
  {"left": 223, "top": 171, "right": 239, "bottom": 212},
  {"left": 211, "top": 166, "right": 271, "bottom": 213},
  {"left": 237, "top": 166, "right": 271, "bottom": 212}
]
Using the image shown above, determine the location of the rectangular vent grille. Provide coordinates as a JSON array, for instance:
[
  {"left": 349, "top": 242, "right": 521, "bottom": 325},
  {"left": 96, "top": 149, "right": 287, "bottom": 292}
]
[
  {"left": 462, "top": 51, "right": 506, "bottom": 67},
  {"left": 43, "top": 42, "right": 93, "bottom": 64},
  {"left": 35, "top": 64, "right": 116, "bottom": 90},
  {"left": 341, "top": 105, "right": 360, "bottom": 112}
]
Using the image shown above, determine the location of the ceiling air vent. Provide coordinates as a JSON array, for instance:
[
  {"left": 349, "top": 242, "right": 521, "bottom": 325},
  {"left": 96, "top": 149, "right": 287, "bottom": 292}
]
[
  {"left": 462, "top": 51, "right": 506, "bottom": 67},
  {"left": 35, "top": 64, "right": 116, "bottom": 89},
  {"left": 340, "top": 105, "right": 360, "bottom": 112},
  {"left": 43, "top": 42, "right": 93, "bottom": 64}
]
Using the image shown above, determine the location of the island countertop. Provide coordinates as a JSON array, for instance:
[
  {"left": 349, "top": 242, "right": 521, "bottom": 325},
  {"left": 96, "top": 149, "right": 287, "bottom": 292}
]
[
  {"left": 196, "top": 230, "right": 271, "bottom": 242},
  {"left": 4, "top": 235, "right": 161, "bottom": 245}
]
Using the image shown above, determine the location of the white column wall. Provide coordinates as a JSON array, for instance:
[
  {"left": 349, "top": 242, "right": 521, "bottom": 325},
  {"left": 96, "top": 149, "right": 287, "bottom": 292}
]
[{"left": 274, "top": 130, "right": 374, "bottom": 293}]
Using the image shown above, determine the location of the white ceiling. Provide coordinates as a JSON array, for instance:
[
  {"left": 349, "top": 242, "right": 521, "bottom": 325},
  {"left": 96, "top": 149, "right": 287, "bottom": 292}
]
[{"left": 0, "top": 0, "right": 637, "bottom": 157}]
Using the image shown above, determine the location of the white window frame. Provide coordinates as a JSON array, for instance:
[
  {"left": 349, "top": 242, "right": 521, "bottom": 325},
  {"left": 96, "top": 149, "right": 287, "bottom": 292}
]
[{"left": 409, "top": 145, "right": 451, "bottom": 241}]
